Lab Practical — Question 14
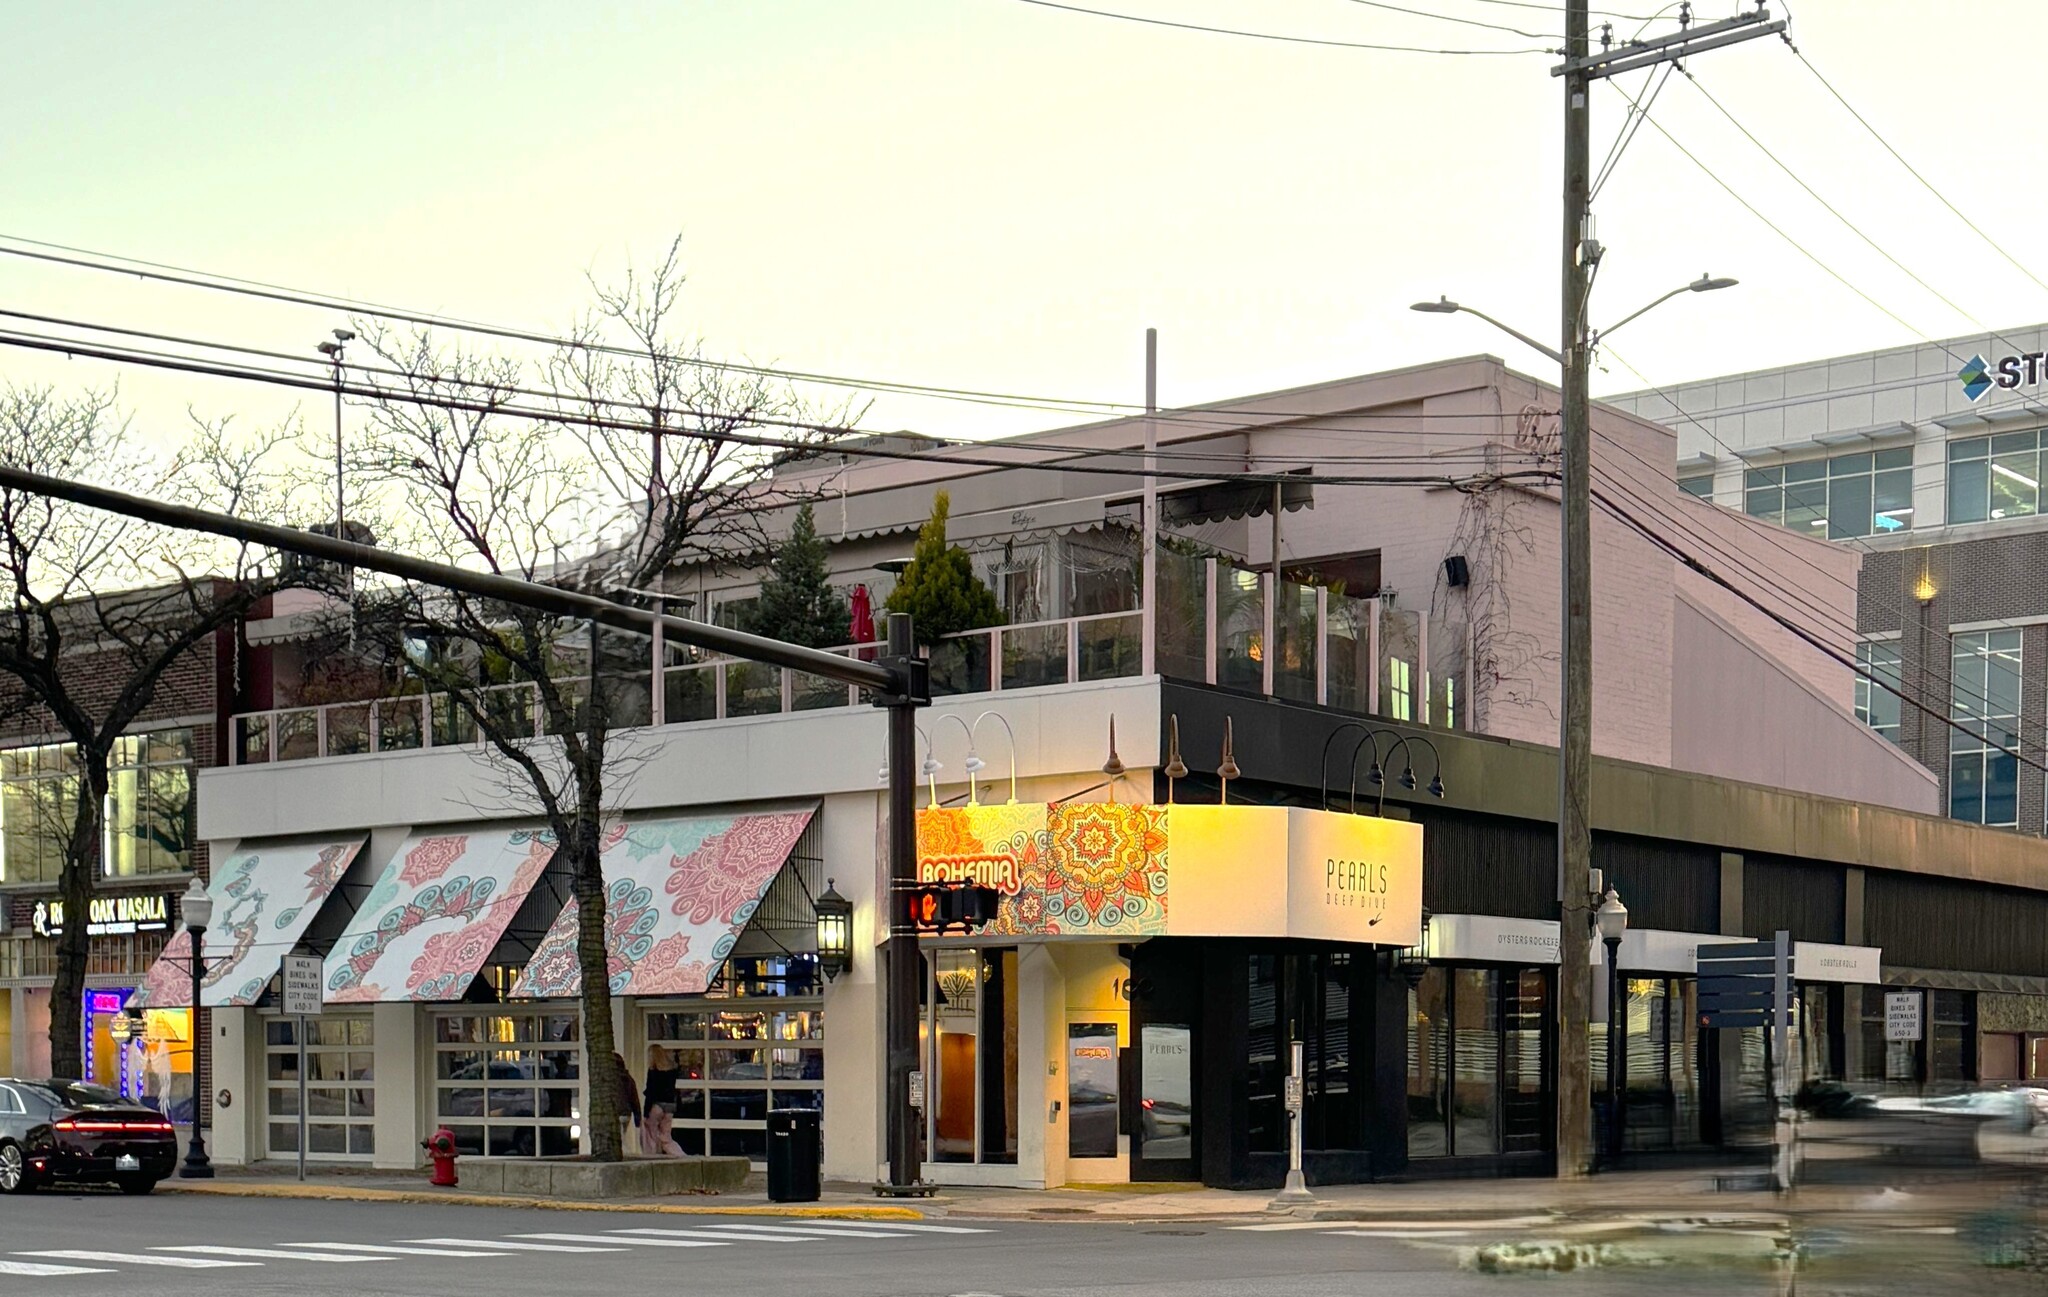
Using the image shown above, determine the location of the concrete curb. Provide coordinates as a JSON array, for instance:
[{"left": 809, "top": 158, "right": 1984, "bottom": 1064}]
[{"left": 155, "top": 1181, "right": 926, "bottom": 1220}]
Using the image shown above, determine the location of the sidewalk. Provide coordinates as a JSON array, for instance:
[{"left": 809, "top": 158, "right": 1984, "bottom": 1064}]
[{"left": 158, "top": 1161, "right": 2034, "bottom": 1225}]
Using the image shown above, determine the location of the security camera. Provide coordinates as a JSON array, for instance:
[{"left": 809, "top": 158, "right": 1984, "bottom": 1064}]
[
  {"left": 332, "top": 328, "right": 357, "bottom": 343},
  {"left": 315, "top": 341, "right": 341, "bottom": 357}
]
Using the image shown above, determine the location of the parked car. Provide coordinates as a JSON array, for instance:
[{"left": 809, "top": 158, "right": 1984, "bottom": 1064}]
[{"left": 0, "top": 1078, "right": 178, "bottom": 1194}]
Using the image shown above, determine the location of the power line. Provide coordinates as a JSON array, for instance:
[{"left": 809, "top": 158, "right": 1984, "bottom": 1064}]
[
  {"left": 1591, "top": 62, "right": 1672, "bottom": 200},
  {"left": 1001, "top": 0, "right": 1554, "bottom": 53},
  {"left": 1464, "top": 0, "right": 1661, "bottom": 20},
  {"left": 1793, "top": 46, "right": 2048, "bottom": 301},
  {"left": 0, "top": 328, "right": 1550, "bottom": 493},
  {"left": 0, "top": 235, "right": 1548, "bottom": 431},
  {"left": 0, "top": 306, "right": 1525, "bottom": 472},
  {"left": 1684, "top": 69, "right": 1987, "bottom": 333},
  {"left": 1593, "top": 484, "right": 2045, "bottom": 778},
  {"left": 1334, "top": 0, "right": 1557, "bottom": 41}
]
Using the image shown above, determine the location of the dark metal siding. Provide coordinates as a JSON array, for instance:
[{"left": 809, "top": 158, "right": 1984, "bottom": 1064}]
[
  {"left": 1865, "top": 871, "right": 2048, "bottom": 978},
  {"left": 1743, "top": 856, "right": 1845, "bottom": 944},
  {"left": 1417, "top": 808, "right": 1553, "bottom": 920},
  {"left": 1594, "top": 833, "right": 1718, "bottom": 933}
]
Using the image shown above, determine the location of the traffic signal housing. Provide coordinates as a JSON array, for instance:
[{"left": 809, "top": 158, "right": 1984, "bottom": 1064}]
[{"left": 906, "top": 881, "right": 1002, "bottom": 932}]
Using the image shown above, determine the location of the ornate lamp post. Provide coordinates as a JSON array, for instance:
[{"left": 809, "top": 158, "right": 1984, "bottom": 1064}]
[
  {"left": 1596, "top": 887, "right": 1629, "bottom": 1167},
  {"left": 177, "top": 877, "right": 214, "bottom": 1179}
]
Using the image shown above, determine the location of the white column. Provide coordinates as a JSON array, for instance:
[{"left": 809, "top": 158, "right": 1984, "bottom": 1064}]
[
  {"left": 212, "top": 1007, "right": 254, "bottom": 1165},
  {"left": 371, "top": 1002, "right": 423, "bottom": 1170}
]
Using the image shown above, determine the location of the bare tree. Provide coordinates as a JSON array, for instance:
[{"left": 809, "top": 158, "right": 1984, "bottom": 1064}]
[
  {"left": 350, "top": 242, "right": 824, "bottom": 1160},
  {"left": 0, "top": 385, "right": 316, "bottom": 1076}
]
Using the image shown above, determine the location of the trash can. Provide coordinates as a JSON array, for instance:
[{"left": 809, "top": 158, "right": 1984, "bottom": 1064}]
[{"left": 766, "top": 1108, "right": 822, "bottom": 1203}]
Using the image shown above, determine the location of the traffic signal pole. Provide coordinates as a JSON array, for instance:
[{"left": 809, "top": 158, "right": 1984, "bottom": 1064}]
[{"left": 878, "top": 610, "right": 932, "bottom": 1195}]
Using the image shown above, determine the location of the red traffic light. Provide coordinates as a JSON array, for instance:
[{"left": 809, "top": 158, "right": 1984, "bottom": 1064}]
[{"left": 907, "top": 881, "right": 1002, "bottom": 931}]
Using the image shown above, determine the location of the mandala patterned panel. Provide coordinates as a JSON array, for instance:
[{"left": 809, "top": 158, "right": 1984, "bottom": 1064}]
[
  {"left": 127, "top": 838, "right": 365, "bottom": 1010},
  {"left": 323, "top": 827, "right": 557, "bottom": 1002},
  {"left": 510, "top": 809, "right": 815, "bottom": 999},
  {"left": 916, "top": 802, "right": 1166, "bottom": 937}
]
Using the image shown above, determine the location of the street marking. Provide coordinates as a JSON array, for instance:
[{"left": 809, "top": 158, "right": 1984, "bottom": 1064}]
[
  {"left": 284, "top": 1242, "right": 515, "bottom": 1257},
  {"left": 1228, "top": 1221, "right": 1364, "bottom": 1231},
  {"left": 403, "top": 1238, "right": 628, "bottom": 1253},
  {"left": 0, "top": 1261, "right": 115, "bottom": 1276},
  {"left": 693, "top": 1223, "right": 916, "bottom": 1239},
  {"left": 21, "top": 1251, "right": 260, "bottom": 1269},
  {"left": 1332, "top": 1229, "right": 1471, "bottom": 1240},
  {"left": 156, "top": 1246, "right": 392, "bottom": 1263},
  {"left": 801, "top": 1220, "right": 994, "bottom": 1234},
  {"left": 610, "top": 1228, "right": 806, "bottom": 1244},
  {"left": 513, "top": 1233, "right": 727, "bottom": 1249}
]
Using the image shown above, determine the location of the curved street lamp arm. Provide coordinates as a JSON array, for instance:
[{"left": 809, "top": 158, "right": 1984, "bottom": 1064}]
[
  {"left": 1377, "top": 734, "right": 1448, "bottom": 816},
  {"left": 1317, "top": 721, "right": 1375, "bottom": 810},
  {"left": 1347, "top": 728, "right": 1398, "bottom": 815},
  {"left": 1593, "top": 285, "right": 1689, "bottom": 346},
  {"left": 971, "top": 710, "right": 1020, "bottom": 805},
  {"left": 1453, "top": 305, "right": 1564, "bottom": 365}
]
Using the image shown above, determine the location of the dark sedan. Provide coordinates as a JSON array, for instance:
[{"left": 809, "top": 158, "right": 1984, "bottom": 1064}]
[{"left": 0, "top": 1078, "right": 178, "bottom": 1194}]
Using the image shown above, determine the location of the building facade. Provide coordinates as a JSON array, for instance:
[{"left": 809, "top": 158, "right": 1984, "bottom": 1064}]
[{"left": 1605, "top": 326, "right": 2048, "bottom": 834}]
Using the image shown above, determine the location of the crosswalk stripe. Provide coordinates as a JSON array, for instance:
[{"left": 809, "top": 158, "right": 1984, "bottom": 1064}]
[
  {"left": 0, "top": 1261, "right": 114, "bottom": 1276},
  {"left": 403, "top": 1238, "right": 627, "bottom": 1253},
  {"left": 514, "top": 1233, "right": 727, "bottom": 1249},
  {"left": 610, "top": 1228, "right": 805, "bottom": 1244},
  {"left": 694, "top": 1223, "right": 916, "bottom": 1239},
  {"left": 21, "top": 1251, "right": 260, "bottom": 1269},
  {"left": 283, "top": 1242, "right": 514, "bottom": 1257},
  {"left": 795, "top": 1220, "right": 993, "bottom": 1235},
  {"left": 156, "top": 1246, "right": 391, "bottom": 1263}
]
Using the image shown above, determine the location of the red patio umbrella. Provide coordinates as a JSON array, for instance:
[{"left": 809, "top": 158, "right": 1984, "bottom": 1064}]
[{"left": 849, "top": 583, "right": 875, "bottom": 649}]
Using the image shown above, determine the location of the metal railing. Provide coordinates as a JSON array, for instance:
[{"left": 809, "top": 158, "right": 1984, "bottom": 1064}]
[{"left": 229, "top": 572, "right": 1469, "bottom": 764}]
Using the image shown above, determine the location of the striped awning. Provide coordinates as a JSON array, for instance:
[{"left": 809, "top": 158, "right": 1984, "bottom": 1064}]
[
  {"left": 510, "top": 809, "right": 815, "bottom": 1000},
  {"left": 324, "top": 826, "right": 557, "bottom": 1003},
  {"left": 127, "top": 837, "right": 365, "bottom": 1010}
]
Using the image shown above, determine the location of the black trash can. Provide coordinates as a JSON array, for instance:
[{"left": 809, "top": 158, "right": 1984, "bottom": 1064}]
[{"left": 766, "top": 1108, "right": 822, "bottom": 1203}]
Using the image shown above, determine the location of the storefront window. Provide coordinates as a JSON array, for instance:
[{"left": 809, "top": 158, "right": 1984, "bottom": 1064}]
[
  {"left": 0, "top": 732, "right": 195, "bottom": 884},
  {"left": 644, "top": 1006, "right": 822, "bottom": 1159},
  {"left": 1249, "top": 951, "right": 1369, "bottom": 1155},
  {"left": 85, "top": 991, "right": 191, "bottom": 1121},
  {"left": 926, "top": 947, "right": 1019, "bottom": 1165},
  {"left": 1618, "top": 978, "right": 1703, "bottom": 1152},
  {"left": 1409, "top": 965, "right": 1551, "bottom": 1160},
  {"left": 1931, "top": 990, "right": 1974, "bottom": 1089},
  {"left": 433, "top": 1011, "right": 582, "bottom": 1157},
  {"left": 267, "top": 1017, "right": 375, "bottom": 1158}
]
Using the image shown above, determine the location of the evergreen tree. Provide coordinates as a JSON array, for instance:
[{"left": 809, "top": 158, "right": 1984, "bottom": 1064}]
[
  {"left": 745, "top": 502, "right": 850, "bottom": 648},
  {"left": 884, "top": 490, "right": 1003, "bottom": 646}
]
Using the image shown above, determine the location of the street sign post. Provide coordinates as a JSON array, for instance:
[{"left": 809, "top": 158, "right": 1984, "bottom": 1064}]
[
  {"left": 1698, "top": 933, "right": 1796, "bottom": 1190},
  {"left": 281, "top": 955, "right": 323, "bottom": 1182}
]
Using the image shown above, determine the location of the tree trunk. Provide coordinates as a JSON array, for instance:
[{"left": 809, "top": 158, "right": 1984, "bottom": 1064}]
[
  {"left": 568, "top": 813, "right": 622, "bottom": 1161},
  {"left": 48, "top": 749, "right": 109, "bottom": 1079}
]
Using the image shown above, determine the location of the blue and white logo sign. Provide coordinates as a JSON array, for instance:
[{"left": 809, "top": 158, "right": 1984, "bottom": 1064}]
[
  {"left": 1960, "top": 350, "right": 2048, "bottom": 402},
  {"left": 1960, "top": 354, "right": 1993, "bottom": 403}
]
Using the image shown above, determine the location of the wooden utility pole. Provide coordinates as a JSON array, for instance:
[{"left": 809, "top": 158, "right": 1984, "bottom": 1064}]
[{"left": 1550, "top": 2, "right": 1784, "bottom": 1177}]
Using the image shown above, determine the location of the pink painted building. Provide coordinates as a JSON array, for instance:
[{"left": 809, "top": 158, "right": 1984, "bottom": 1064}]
[{"left": 710, "top": 354, "right": 1936, "bottom": 814}]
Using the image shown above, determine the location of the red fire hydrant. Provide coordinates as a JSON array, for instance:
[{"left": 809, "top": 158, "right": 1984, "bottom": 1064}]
[{"left": 422, "top": 1127, "right": 459, "bottom": 1187}]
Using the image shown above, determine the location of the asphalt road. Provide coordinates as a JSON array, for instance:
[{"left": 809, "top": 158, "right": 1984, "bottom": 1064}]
[{"left": 0, "top": 1188, "right": 2016, "bottom": 1296}]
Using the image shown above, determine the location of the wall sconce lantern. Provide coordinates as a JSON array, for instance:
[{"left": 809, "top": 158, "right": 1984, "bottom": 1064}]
[{"left": 814, "top": 879, "right": 853, "bottom": 982}]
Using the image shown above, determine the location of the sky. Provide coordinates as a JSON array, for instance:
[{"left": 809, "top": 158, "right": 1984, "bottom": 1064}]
[{"left": 2, "top": 0, "right": 2042, "bottom": 450}]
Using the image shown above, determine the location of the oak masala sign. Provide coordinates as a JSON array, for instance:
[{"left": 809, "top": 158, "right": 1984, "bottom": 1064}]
[{"left": 915, "top": 802, "right": 1422, "bottom": 946}]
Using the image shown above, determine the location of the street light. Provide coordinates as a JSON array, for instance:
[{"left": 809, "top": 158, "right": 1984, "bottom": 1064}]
[
  {"left": 813, "top": 879, "right": 853, "bottom": 982},
  {"left": 1596, "top": 887, "right": 1629, "bottom": 1167},
  {"left": 1409, "top": 274, "right": 1737, "bottom": 361},
  {"left": 176, "top": 877, "right": 214, "bottom": 1180},
  {"left": 313, "top": 329, "right": 354, "bottom": 544}
]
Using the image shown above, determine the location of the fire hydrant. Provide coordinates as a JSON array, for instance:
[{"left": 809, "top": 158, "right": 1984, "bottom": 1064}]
[{"left": 422, "top": 1127, "right": 459, "bottom": 1187}]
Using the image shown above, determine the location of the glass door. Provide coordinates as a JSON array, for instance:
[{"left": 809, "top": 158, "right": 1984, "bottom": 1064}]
[{"left": 923, "top": 947, "right": 1019, "bottom": 1166}]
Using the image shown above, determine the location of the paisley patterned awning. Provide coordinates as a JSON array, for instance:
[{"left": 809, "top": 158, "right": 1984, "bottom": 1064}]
[
  {"left": 509, "top": 809, "right": 816, "bottom": 1000},
  {"left": 323, "top": 826, "right": 558, "bottom": 1003},
  {"left": 127, "top": 837, "right": 366, "bottom": 1010}
]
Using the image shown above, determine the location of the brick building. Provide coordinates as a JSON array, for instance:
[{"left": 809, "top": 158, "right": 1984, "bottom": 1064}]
[{"left": 0, "top": 580, "right": 295, "bottom": 1116}]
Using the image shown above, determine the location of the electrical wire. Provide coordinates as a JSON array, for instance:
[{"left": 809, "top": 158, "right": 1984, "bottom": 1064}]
[
  {"left": 1335, "top": 0, "right": 1558, "bottom": 41},
  {"left": 1593, "top": 485, "right": 2044, "bottom": 776},
  {"left": 1464, "top": 0, "right": 1662, "bottom": 21},
  {"left": 1684, "top": 70, "right": 1987, "bottom": 333},
  {"left": 1591, "top": 61, "right": 1672, "bottom": 200},
  {"left": 1794, "top": 47, "right": 2048, "bottom": 301},
  {"left": 0, "top": 327, "right": 1549, "bottom": 493},
  {"left": 0, "top": 235, "right": 1549, "bottom": 432},
  {"left": 1000, "top": 0, "right": 1555, "bottom": 53},
  {"left": 0, "top": 307, "right": 1523, "bottom": 472}
]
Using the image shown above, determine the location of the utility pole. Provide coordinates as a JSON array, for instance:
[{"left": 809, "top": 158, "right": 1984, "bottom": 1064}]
[{"left": 1549, "top": 1, "right": 1784, "bottom": 1178}]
